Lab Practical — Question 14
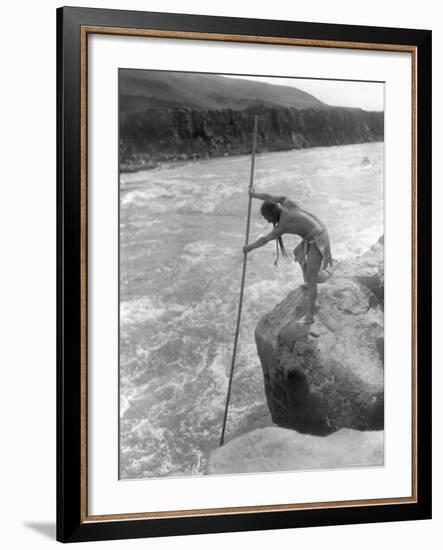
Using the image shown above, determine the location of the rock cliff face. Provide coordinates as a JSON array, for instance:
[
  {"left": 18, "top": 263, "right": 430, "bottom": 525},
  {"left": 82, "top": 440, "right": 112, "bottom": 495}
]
[
  {"left": 120, "top": 105, "right": 384, "bottom": 168},
  {"left": 207, "top": 427, "right": 383, "bottom": 475},
  {"left": 255, "top": 237, "right": 384, "bottom": 435}
]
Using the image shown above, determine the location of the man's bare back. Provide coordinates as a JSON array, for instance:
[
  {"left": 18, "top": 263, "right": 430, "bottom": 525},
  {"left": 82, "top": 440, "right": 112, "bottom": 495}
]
[{"left": 277, "top": 198, "right": 325, "bottom": 240}]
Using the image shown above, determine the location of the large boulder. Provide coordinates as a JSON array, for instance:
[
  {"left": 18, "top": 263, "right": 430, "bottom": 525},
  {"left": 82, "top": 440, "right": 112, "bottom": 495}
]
[
  {"left": 255, "top": 238, "right": 384, "bottom": 435},
  {"left": 208, "top": 427, "right": 383, "bottom": 475}
]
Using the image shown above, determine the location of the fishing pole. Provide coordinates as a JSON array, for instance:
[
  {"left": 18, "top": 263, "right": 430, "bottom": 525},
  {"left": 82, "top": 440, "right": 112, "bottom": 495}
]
[{"left": 219, "top": 114, "right": 259, "bottom": 447}]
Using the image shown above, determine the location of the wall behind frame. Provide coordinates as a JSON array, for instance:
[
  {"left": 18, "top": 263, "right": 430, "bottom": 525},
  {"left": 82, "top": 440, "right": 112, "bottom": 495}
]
[{"left": 0, "top": 0, "right": 437, "bottom": 549}]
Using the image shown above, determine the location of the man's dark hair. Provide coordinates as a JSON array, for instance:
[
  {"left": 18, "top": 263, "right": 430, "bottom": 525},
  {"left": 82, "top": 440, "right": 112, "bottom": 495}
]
[
  {"left": 260, "top": 201, "right": 281, "bottom": 224},
  {"left": 260, "top": 201, "right": 288, "bottom": 267}
]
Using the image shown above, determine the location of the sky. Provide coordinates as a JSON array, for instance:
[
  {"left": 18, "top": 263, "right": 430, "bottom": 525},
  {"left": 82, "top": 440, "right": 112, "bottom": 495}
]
[{"left": 223, "top": 74, "right": 384, "bottom": 111}]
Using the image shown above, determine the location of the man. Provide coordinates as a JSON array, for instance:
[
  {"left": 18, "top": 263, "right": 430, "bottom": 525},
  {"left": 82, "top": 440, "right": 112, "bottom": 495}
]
[{"left": 243, "top": 188, "right": 332, "bottom": 324}]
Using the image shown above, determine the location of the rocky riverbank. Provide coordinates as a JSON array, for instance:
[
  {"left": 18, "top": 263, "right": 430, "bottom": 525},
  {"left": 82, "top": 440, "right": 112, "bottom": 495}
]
[{"left": 208, "top": 237, "right": 384, "bottom": 474}]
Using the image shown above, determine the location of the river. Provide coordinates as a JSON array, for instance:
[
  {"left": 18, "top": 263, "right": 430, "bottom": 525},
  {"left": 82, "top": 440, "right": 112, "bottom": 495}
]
[{"left": 119, "top": 142, "right": 383, "bottom": 479}]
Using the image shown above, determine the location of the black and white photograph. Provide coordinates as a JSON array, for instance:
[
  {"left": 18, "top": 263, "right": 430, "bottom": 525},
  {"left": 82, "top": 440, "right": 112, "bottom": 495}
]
[{"left": 119, "top": 69, "right": 385, "bottom": 480}]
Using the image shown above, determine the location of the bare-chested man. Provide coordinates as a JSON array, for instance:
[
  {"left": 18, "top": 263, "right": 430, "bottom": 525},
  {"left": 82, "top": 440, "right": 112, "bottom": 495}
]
[{"left": 243, "top": 188, "right": 332, "bottom": 324}]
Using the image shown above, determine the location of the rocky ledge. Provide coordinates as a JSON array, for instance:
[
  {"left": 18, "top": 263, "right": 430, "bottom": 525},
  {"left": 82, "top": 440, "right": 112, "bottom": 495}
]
[
  {"left": 254, "top": 237, "right": 384, "bottom": 435},
  {"left": 207, "top": 427, "right": 383, "bottom": 475}
]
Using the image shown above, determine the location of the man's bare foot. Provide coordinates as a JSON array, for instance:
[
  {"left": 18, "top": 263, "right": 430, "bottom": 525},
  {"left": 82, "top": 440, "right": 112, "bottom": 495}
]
[{"left": 302, "top": 314, "right": 315, "bottom": 324}]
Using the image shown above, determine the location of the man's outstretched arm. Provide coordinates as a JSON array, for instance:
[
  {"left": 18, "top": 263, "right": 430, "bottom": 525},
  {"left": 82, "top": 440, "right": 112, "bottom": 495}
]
[
  {"left": 250, "top": 189, "right": 285, "bottom": 204},
  {"left": 243, "top": 227, "right": 282, "bottom": 254},
  {"left": 250, "top": 189, "right": 301, "bottom": 209}
]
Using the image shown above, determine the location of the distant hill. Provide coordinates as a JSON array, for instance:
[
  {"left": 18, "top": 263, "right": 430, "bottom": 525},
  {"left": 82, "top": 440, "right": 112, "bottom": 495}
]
[
  {"left": 120, "top": 70, "right": 327, "bottom": 115},
  {"left": 119, "top": 70, "right": 383, "bottom": 171}
]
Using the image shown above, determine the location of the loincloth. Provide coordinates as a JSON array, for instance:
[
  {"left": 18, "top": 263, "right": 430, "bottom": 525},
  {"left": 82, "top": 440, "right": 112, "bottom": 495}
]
[{"left": 293, "top": 229, "right": 333, "bottom": 270}]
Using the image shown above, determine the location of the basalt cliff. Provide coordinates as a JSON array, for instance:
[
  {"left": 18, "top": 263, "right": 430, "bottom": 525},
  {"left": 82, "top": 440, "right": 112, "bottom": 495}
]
[{"left": 119, "top": 70, "right": 383, "bottom": 170}]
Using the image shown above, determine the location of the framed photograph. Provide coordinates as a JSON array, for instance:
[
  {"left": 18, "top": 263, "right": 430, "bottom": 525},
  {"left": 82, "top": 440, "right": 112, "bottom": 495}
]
[{"left": 57, "top": 6, "right": 432, "bottom": 543}]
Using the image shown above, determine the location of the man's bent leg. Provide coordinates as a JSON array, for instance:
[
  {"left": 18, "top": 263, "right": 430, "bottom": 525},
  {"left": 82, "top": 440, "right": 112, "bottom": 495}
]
[
  {"left": 294, "top": 244, "right": 308, "bottom": 287},
  {"left": 305, "top": 284, "right": 317, "bottom": 323},
  {"left": 304, "top": 244, "right": 322, "bottom": 323},
  {"left": 301, "top": 263, "right": 308, "bottom": 286}
]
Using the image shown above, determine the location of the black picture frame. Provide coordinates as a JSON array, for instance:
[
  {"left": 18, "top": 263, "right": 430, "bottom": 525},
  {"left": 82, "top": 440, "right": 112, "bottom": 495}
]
[{"left": 57, "top": 6, "right": 432, "bottom": 543}]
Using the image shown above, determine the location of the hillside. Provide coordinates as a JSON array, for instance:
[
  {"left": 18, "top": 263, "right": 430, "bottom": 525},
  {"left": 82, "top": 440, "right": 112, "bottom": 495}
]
[{"left": 120, "top": 70, "right": 327, "bottom": 114}]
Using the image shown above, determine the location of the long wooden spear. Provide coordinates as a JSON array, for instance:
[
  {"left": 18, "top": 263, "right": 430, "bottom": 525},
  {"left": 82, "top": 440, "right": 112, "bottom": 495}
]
[{"left": 219, "top": 114, "right": 259, "bottom": 447}]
